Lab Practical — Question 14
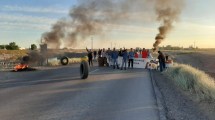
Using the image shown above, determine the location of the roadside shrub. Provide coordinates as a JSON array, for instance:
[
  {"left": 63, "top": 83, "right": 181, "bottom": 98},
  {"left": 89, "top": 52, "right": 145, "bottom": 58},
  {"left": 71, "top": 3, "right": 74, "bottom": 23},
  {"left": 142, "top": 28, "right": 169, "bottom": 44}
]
[{"left": 164, "top": 63, "right": 215, "bottom": 101}]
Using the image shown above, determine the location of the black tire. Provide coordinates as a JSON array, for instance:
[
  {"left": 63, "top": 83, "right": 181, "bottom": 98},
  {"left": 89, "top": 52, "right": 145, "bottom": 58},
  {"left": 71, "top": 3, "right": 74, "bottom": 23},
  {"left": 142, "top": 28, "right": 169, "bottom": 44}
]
[
  {"left": 60, "top": 56, "right": 69, "bottom": 65},
  {"left": 80, "top": 61, "right": 89, "bottom": 79},
  {"left": 23, "top": 56, "right": 30, "bottom": 62}
]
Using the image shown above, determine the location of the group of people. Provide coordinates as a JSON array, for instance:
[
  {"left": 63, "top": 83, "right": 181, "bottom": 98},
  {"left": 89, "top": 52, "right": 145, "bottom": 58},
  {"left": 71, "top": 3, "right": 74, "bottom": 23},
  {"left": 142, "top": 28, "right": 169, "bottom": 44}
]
[
  {"left": 86, "top": 47, "right": 151, "bottom": 70},
  {"left": 87, "top": 47, "right": 169, "bottom": 72},
  {"left": 110, "top": 48, "right": 134, "bottom": 70}
]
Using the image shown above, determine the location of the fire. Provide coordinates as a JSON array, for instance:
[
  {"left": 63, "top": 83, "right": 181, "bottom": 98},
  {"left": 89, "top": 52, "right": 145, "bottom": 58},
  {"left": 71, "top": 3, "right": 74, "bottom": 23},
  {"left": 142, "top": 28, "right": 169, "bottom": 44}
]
[{"left": 14, "top": 63, "right": 28, "bottom": 71}]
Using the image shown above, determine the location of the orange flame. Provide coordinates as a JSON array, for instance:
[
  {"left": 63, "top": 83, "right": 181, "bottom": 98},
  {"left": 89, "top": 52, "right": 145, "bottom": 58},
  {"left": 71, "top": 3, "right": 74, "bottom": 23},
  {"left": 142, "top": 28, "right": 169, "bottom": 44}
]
[{"left": 14, "top": 64, "right": 28, "bottom": 71}]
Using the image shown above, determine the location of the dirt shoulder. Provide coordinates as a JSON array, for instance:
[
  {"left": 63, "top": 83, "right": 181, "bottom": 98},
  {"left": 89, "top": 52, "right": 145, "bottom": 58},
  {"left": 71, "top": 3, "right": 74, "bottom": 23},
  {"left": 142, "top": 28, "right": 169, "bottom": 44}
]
[{"left": 152, "top": 71, "right": 215, "bottom": 120}]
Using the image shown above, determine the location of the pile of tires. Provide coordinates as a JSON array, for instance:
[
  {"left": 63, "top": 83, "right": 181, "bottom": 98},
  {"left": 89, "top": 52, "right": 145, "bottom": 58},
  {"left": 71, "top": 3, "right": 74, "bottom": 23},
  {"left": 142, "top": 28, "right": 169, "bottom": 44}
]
[
  {"left": 22, "top": 56, "right": 30, "bottom": 62},
  {"left": 98, "top": 57, "right": 104, "bottom": 67},
  {"left": 103, "top": 57, "right": 109, "bottom": 67}
]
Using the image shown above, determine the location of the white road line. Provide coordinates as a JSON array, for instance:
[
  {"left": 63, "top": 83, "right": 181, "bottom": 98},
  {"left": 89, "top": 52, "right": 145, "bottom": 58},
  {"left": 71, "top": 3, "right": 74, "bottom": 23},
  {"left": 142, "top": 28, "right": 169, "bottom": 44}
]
[{"left": 90, "top": 69, "right": 99, "bottom": 73}]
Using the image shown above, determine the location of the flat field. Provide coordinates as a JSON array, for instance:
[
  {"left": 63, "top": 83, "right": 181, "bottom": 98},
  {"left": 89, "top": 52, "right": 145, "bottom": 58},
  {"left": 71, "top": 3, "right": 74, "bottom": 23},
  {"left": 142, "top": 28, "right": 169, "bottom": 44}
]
[{"left": 165, "top": 49, "right": 215, "bottom": 79}]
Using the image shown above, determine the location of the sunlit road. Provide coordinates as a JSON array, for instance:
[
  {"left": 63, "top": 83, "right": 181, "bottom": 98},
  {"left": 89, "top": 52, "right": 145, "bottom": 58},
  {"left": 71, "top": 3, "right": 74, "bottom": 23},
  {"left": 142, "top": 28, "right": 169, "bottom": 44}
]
[{"left": 0, "top": 64, "right": 159, "bottom": 120}]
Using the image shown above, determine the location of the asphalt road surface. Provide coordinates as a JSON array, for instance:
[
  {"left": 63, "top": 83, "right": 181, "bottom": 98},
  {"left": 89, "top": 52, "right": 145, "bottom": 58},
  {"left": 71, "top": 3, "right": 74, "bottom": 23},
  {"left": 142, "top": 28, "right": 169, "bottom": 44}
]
[{"left": 0, "top": 64, "right": 159, "bottom": 120}]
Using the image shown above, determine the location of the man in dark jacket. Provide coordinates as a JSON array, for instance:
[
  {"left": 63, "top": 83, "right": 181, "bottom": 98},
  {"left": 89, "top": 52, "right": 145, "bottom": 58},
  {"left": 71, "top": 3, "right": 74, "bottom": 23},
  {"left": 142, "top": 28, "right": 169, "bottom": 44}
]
[
  {"left": 106, "top": 48, "right": 112, "bottom": 65},
  {"left": 121, "top": 49, "right": 128, "bottom": 70},
  {"left": 86, "top": 47, "right": 93, "bottom": 66},
  {"left": 111, "top": 48, "right": 119, "bottom": 69},
  {"left": 128, "top": 48, "right": 134, "bottom": 68},
  {"left": 118, "top": 48, "right": 123, "bottom": 57},
  {"left": 93, "top": 50, "right": 97, "bottom": 60},
  {"left": 158, "top": 51, "right": 166, "bottom": 72},
  {"left": 98, "top": 49, "right": 102, "bottom": 58}
]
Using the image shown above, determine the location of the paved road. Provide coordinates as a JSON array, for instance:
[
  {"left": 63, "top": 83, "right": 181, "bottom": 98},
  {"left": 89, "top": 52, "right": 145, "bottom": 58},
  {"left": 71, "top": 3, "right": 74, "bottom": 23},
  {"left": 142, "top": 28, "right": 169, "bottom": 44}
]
[{"left": 0, "top": 64, "right": 159, "bottom": 120}]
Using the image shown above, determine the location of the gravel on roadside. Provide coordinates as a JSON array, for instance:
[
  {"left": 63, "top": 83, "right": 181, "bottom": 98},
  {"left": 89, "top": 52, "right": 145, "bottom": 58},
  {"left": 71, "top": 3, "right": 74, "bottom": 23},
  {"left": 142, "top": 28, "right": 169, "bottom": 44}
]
[{"left": 152, "top": 71, "right": 215, "bottom": 120}]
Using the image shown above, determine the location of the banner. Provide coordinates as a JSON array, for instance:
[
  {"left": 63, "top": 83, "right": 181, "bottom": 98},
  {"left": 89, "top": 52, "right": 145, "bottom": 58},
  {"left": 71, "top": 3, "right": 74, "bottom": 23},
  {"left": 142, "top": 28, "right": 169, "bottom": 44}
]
[
  {"left": 117, "top": 57, "right": 150, "bottom": 69},
  {"left": 133, "top": 58, "right": 150, "bottom": 68}
]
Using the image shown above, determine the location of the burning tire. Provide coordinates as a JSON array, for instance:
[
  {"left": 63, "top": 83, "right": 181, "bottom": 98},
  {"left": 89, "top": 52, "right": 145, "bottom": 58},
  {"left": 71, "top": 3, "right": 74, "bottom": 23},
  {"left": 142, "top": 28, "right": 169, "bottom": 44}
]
[
  {"left": 80, "top": 61, "right": 89, "bottom": 79},
  {"left": 22, "top": 56, "right": 30, "bottom": 62},
  {"left": 60, "top": 56, "right": 69, "bottom": 65}
]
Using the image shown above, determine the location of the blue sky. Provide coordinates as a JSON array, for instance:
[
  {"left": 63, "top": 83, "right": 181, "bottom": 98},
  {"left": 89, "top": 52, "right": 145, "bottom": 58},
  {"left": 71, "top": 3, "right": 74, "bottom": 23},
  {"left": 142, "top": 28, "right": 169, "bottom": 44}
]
[{"left": 0, "top": 0, "right": 215, "bottom": 49}]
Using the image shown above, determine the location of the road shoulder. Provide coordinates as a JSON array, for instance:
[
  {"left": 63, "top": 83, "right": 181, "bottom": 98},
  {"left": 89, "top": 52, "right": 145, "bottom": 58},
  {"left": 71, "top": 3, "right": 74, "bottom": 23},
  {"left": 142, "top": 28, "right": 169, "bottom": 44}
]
[
  {"left": 149, "top": 70, "right": 167, "bottom": 120},
  {"left": 151, "top": 70, "right": 214, "bottom": 120}
]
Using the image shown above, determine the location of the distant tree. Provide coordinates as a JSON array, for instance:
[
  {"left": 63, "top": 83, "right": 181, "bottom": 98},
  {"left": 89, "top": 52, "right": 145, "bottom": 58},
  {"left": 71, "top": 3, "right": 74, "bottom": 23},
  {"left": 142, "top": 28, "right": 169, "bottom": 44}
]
[
  {"left": 5, "top": 42, "right": 19, "bottom": 50},
  {"left": 63, "top": 47, "right": 68, "bottom": 50},
  {"left": 31, "top": 44, "right": 37, "bottom": 50},
  {"left": 136, "top": 47, "right": 140, "bottom": 51},
  {"left": 166, "top": 45, "right": 170, "bottom": 47},
  {"left": 166, "top": 45, "right": 172, "bottom": 49},
  {"left": 0, "top": 45, "right": 5, "bottom": 49}
]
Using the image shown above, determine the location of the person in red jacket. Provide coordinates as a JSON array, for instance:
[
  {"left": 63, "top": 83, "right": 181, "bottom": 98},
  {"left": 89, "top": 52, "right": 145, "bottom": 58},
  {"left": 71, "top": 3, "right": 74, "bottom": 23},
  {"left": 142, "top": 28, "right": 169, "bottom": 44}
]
[
  {"left": 134, "top": 50, "right": 138, "bottom": 58},
  {"left": 142, "top": 48, "right": 148, "bottom": 58}
]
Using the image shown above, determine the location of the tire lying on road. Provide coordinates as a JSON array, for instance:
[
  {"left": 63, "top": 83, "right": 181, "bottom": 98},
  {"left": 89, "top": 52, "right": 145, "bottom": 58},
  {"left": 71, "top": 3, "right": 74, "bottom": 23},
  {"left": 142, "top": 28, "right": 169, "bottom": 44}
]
[
  {"left": 80, "top": 61, "right": 89, "bottom": 79},
  {"left": 60, "top": 56, "right": 69, "bottom": 65}
]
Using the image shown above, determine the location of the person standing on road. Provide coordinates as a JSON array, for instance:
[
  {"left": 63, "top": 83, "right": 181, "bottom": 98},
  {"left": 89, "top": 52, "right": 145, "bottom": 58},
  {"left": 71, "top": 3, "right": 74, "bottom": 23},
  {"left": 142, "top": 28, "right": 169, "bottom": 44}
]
[
  {"left": 106, "top": 48, "right": 112, "bottom": 66},
  {"left": 102, "top": 48, "right": 108, "bottom": 66},
  {"left": 128, "top": 48, "right": 134, "bottom": 69},
  {"left": 98, "top": 49, "right": 102, "bottom": 58},
  {"left": 101, "top": 48, "right": 106, "bottom": 58},
  {"left": 118, "top": 48, "right": 123, "bottom": 57},
  {"left": 158, "top": 51, "right": 166, "bottom": 72},
  {"left": 93, "top": 50, "right": 97, "bottom": 60},
  {"left": 121, "top": 48, "right": 128, "bottom": 70},
  {"left": 142, "top": 48, "right": 148, "bottom": 58},
  {"left": 86, "top": 47, "right": 93, "bottom": 66},
  {"left": 138, "top": 49, "right": 142, "bottom": 58},
  {"left": 134, "top": 50, "right": 138, "bottom": 58},
  {"left": 111, "top": 48, "right": 119, "bottom": 69}
]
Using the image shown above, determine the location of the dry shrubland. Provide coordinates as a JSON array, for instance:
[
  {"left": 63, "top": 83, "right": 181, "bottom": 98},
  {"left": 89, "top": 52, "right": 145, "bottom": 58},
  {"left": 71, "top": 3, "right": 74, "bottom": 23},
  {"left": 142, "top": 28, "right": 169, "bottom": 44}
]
[
  {"left": 0, "top": 50, "right": 28, "bottom": 61},
  {"left": 164, "top": 63, "right": 215, "bottom": 101}
]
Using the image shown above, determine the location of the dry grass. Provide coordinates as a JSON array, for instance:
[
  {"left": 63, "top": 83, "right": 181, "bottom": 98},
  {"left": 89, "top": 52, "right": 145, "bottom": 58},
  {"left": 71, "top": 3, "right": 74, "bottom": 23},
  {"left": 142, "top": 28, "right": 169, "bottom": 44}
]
[
  {"left": 0, "top": 49, "right": 28, "bottom": 54},
  {"left": 164, "top": 63, "right": 215, "bottom": 101},
  {"left": 0, "top": 50, "right": 28, "bottom": 61}
]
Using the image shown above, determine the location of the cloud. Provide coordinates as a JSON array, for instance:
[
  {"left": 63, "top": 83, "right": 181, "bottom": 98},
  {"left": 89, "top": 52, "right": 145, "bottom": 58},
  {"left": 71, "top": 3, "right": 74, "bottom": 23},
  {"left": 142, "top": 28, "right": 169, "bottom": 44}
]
[
  {"left": 178, "top": 21, "right": 215, "bottom": 33},
  {"left": 0, "top": 22, "right": 50, "bottom": 31},
  {"left": 0, "top": 13, "right": 57, "bottom": 31},
  {"left": 0, "top": 13, "right": 57, "bottom": 24},
  {"left": 2, "top": 5, "right": 68, "bottom": 14},
  {"left": 0, "top": 12, "right": 155, "bottom": 34}
]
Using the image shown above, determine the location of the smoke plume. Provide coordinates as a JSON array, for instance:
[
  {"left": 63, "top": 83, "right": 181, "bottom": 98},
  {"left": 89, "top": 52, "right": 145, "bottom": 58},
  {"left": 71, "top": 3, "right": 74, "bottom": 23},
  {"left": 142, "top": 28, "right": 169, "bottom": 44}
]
[
  {"left": 42, "top": 0, "right": 184, "bottom": 49},
  {"left": 42, "top": 0, "right": 133, "bottom": 49},
  {"left": 153, "top": 0, "right": 184, "bottom": 51}
]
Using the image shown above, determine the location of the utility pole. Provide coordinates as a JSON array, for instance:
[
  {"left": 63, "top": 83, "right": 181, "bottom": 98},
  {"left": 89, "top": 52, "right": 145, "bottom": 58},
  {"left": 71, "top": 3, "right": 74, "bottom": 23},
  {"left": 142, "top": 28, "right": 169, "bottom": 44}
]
[
  {"left": 91, "top": 36, "right": 93, "bottom": 50},
  {"left": 194, "top": 40, "right": 196, "bottom": 49},
  {"left": 193, "top": 40, "right": 196, "bottom": 49},
  {"left": 194, "top": 40, "right": 197, "bottom": 52}
]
